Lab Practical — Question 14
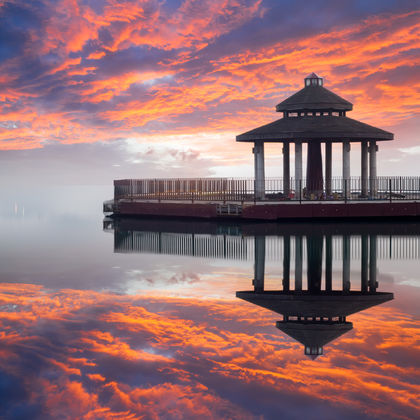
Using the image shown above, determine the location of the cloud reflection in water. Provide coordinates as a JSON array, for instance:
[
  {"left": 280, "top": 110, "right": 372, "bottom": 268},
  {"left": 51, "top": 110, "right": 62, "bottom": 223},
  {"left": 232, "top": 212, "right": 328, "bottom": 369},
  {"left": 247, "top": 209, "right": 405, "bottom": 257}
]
[{"left": 0, "top": 282, "right": 418, "bottom": 419}]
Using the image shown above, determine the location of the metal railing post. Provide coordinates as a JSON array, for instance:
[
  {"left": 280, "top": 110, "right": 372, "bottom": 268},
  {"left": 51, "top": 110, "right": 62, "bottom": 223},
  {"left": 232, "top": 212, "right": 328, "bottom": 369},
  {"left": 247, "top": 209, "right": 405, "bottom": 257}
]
[
  {"left": 344, "top": 179, "right": 348, "bottom": 204},
  {"left": 299, "top": 179, "right": 302, "bottom": 204},
  {"left": 389, "top": 178, "right": 392, "bottom": 203}
]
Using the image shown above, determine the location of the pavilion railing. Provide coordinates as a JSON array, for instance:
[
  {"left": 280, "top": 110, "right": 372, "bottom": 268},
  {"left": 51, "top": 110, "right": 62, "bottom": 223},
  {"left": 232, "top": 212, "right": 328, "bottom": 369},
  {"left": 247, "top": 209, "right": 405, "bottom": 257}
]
[{"left": 114, "top": 176, "right": 420, "bottom": 202}]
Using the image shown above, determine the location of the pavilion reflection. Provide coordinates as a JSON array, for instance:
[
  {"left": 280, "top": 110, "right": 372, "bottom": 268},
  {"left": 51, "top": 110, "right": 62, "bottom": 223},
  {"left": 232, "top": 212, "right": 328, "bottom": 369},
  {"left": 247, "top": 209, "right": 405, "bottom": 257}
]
[
  {"left": 105, "top": 217, "right": 420, "bottom": 262},
  {"left": 236, "top": 233, "right": 394, "bottom": 358},
  {"left": 104, "top": 217, "right": 420, "bottom": 357}
]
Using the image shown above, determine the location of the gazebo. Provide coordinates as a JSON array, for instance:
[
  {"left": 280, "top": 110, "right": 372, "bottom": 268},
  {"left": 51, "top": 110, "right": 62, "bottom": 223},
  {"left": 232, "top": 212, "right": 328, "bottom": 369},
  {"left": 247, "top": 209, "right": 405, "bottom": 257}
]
[{"left": 236, "top": 73, "right": 394, "bottom": 199}]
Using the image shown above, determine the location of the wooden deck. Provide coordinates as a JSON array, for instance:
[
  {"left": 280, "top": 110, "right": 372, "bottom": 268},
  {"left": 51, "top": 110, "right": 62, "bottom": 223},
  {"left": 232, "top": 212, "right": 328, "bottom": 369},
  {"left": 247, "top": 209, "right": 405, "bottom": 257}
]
[{"left": 104, "top": 198, "right": 420, "bottom": 221}]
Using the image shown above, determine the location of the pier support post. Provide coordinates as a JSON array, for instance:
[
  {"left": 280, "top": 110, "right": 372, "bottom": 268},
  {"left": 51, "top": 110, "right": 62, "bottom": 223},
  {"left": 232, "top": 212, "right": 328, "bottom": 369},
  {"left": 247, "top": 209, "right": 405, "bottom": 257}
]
[
  {"left": 295, "top": 235, "right": 303, "bottom": 291},
  {"left": 361, "top": 141, "right": 368, "bottom": 197},
  {"left": 343, "top": 141, "right": 351, "bottom": 199},
  {"left": 253, "top": 142, "right": 265, "bottom": 200},
  {"left": 369, "top": 141, "right": 378, "bottom": 198},
  {"left": 283, "top": 143, "right": 290, "bottom": 197},
  {"left": 253, "top": 235, "right": 266, "bottom": 292},
  {"left": 325, "top": 142, "right": 332, "bottom": 197}
]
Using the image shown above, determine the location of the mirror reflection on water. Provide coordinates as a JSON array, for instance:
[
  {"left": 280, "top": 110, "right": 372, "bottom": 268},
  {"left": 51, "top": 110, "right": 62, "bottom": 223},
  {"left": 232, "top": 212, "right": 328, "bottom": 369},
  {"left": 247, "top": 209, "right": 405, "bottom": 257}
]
[
  {"left": 0, "top": 187, "right": 419, "bottom": 419},
  {"left": 107, "top": 218, "right": 417, "bottom": 358}
]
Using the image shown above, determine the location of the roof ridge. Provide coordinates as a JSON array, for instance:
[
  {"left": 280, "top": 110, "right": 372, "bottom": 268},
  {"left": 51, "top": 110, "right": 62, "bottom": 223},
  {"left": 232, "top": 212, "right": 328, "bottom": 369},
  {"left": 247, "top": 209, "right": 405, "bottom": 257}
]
[{"left": 276, "top": 85, "right": 353, "bottom": 112}]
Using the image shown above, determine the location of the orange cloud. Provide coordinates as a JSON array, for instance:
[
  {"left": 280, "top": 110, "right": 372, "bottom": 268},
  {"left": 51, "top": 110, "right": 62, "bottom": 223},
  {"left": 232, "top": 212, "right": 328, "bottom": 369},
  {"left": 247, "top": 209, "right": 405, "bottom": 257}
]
[{"left": 1, "top": 4, "right": 418, "bottom": 152}]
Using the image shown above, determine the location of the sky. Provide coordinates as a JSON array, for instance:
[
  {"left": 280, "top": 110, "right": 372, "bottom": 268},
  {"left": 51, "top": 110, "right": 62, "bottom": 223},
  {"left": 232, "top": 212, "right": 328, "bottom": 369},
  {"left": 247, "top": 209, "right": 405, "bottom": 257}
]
[{"left": 0, "top": 0, "right": 419, "bottom": 185}]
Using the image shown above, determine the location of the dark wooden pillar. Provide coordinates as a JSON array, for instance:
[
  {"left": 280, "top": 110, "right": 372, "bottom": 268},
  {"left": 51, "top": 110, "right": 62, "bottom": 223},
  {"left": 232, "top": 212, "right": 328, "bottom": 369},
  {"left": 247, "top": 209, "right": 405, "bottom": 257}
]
[
  {"left": 283, "top": 143, "right": 290, "bottom": 196},
  {"left": 283, "top": 235, "right": 290, "bottom": 291},
  {"left": 307, "top": 234, "right": 323, "bottom": 293},
  {"left": 306, "top": 142, "right": 323, "bottom": 195},
  {"left": 343, "top": 235, "right": 351, "bottom": 292},
  {"left": 325, "top": 235, "right": 332, "bottom": 291},
  {"left": 369, "top": 234, "right": 377, "bottom": 292},
  {"left": 325, "top": 142, "right": 332, "bottom": 196},
  {"left": 253, "top": 235, "right": 265, "bottom": 292},
  {"left": 295, "top": 235, "right": 303, "bottom": 291}
]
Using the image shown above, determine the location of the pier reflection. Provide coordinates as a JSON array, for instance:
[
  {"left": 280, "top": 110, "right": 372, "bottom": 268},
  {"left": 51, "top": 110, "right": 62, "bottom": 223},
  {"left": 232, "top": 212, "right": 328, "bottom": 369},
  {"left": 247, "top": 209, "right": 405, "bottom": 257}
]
[
  {"left": 105, "top": 218, "right": 420, "bottom": 357},
  {"left": 105, "top": 218, "right": 420, "bottom": 261}
]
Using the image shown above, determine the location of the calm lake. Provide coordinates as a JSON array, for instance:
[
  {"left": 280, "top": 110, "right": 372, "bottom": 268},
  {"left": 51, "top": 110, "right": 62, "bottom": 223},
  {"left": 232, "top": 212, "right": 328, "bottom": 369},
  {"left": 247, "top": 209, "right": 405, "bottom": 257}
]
[{"left": 0, "top": 186, "right": 419, "bottom": 420}]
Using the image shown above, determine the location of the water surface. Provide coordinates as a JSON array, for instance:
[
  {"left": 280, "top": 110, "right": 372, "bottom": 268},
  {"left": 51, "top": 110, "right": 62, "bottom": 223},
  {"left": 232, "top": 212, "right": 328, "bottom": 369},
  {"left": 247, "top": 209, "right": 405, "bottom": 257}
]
[{"left": 0, "top": 186, "right": 419, "bottom": 419}]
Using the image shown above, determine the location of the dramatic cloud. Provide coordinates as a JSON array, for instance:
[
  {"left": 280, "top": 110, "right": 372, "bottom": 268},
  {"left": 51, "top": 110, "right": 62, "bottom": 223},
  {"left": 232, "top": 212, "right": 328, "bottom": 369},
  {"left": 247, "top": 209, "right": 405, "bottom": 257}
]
[{"left": 0, "top": 1, "right": 418, "bottom": 180}]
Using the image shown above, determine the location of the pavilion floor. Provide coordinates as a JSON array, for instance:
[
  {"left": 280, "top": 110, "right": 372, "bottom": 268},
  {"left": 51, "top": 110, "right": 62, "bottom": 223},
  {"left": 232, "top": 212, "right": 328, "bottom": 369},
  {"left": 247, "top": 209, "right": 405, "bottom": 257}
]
[{"left": 104, "top": 197, "right": 420, "bottom": 221}]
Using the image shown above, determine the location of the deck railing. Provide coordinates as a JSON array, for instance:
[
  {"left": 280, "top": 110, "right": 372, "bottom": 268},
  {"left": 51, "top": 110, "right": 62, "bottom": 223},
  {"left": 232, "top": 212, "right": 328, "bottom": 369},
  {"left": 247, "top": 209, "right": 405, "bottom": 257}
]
[{"left": 114, "top": 177, "right": 420, "bottom": 202}]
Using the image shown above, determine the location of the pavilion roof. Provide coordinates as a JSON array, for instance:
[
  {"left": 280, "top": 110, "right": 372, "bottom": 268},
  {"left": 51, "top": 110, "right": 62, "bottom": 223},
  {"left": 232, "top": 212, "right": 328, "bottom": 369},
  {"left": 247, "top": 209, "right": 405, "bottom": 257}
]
[
  {"left": 276, "top": 84, "right": 353, "bottom": 112},
  {"left": 236, "top": 115, "right": 394, "bottom": 142},
  {"left": 235, "top": 291, "right": 394, "bottom": 318},
  {"left": 276, "top": 321, "right": 353, "bottom": 348}
]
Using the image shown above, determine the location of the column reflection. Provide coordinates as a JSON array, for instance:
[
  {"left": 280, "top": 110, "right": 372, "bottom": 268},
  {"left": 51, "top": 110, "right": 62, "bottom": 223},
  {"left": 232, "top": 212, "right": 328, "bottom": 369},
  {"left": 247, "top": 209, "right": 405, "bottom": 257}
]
[{"left": 237, "top": 230, "right": 394, "bottom": 359}]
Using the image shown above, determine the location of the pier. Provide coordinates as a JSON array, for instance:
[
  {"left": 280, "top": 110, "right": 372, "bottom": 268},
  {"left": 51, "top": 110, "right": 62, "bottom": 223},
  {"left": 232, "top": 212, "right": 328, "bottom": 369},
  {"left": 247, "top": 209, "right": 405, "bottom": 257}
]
[
  {"left": 104, "top": 73, "right": 419, "bottom": 221},
  {"left": 104, "top": 175, "right": 420, "bottom": 220}
]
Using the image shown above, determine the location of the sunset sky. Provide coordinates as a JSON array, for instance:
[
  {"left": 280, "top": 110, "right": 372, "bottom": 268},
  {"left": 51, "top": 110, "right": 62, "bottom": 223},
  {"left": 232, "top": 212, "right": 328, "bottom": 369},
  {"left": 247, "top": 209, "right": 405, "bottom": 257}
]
[{"left": 0, "top": 0, "right": 419, "bottom": 185}]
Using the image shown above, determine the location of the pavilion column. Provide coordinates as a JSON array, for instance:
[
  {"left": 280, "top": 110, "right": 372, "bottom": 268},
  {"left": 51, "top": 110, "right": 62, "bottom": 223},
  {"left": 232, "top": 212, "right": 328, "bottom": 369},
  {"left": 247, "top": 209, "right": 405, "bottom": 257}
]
[
  {"left": 307, "top": 234, "right": 323, "bottom": 293},
  {"left": 253, "top": 141, "right": 265, "bottom": 200},
  {"left": 361, "top": 234, "right": 368, "bottom": 292},
  {"left": 369, "top": 234, "right": 377, "bottom": 292},
  {"left": 306, "top": 142, "right": 323, "bottom": 196},
  {"left": 361, "top": 141, "right": 368, "bottom": 197},
  {"left": 325, "top": 235, "right": 332, "bottom": 291},
  {"left": 295, "top": 142, "right": 303, "bottom": 198},
  {"left": 369, "top": 141, "right": 377, "bottom": 198},
  {"left": 342, "top": 235, "right": 351, "bottom": 292},
  {"left": 283, "top": 143, "right": 290, "bottom": 197},
  {"left": 325, "top": 142, "right": 332, "bottom": 196},
  {"left": 283, "top": 235, "right": 290, "bottom": 291},
  {"left": 295, "top": 235, "right": 303, "bottom": 291},
  {"left": 342, "top": 141, "right": 351, "bottom": 198},
  {"left": 253, "top": 235, "right": 266, "bottom": 292}
]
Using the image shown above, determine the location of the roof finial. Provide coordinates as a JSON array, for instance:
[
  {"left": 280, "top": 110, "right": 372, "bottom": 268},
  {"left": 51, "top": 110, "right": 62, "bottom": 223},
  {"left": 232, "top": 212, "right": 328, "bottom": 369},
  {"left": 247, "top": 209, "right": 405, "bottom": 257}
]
[{"left": 305, "top": 73, "right": 323, "bottom": 87}]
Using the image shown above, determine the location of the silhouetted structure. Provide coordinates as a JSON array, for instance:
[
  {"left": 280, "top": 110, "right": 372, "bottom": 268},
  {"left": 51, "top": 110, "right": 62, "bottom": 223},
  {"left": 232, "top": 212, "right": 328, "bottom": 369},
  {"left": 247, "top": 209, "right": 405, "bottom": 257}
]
[{"left": 237, "top": 73, "right": 393, "bottom": 199}]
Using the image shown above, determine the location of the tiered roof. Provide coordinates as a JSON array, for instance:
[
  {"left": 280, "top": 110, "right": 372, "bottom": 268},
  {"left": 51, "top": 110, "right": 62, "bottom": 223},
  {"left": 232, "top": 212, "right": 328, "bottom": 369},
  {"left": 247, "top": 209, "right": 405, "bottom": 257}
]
[{"left": 236, "top": 73, "right": 393, "bottom": 143}]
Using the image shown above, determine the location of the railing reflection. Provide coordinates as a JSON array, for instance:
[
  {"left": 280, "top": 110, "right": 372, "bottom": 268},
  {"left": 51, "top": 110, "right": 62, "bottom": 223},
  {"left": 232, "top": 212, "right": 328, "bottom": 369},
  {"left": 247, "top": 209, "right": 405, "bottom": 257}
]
[{"left": 106, "top": 218, "right": 420, "bottom": 261}]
